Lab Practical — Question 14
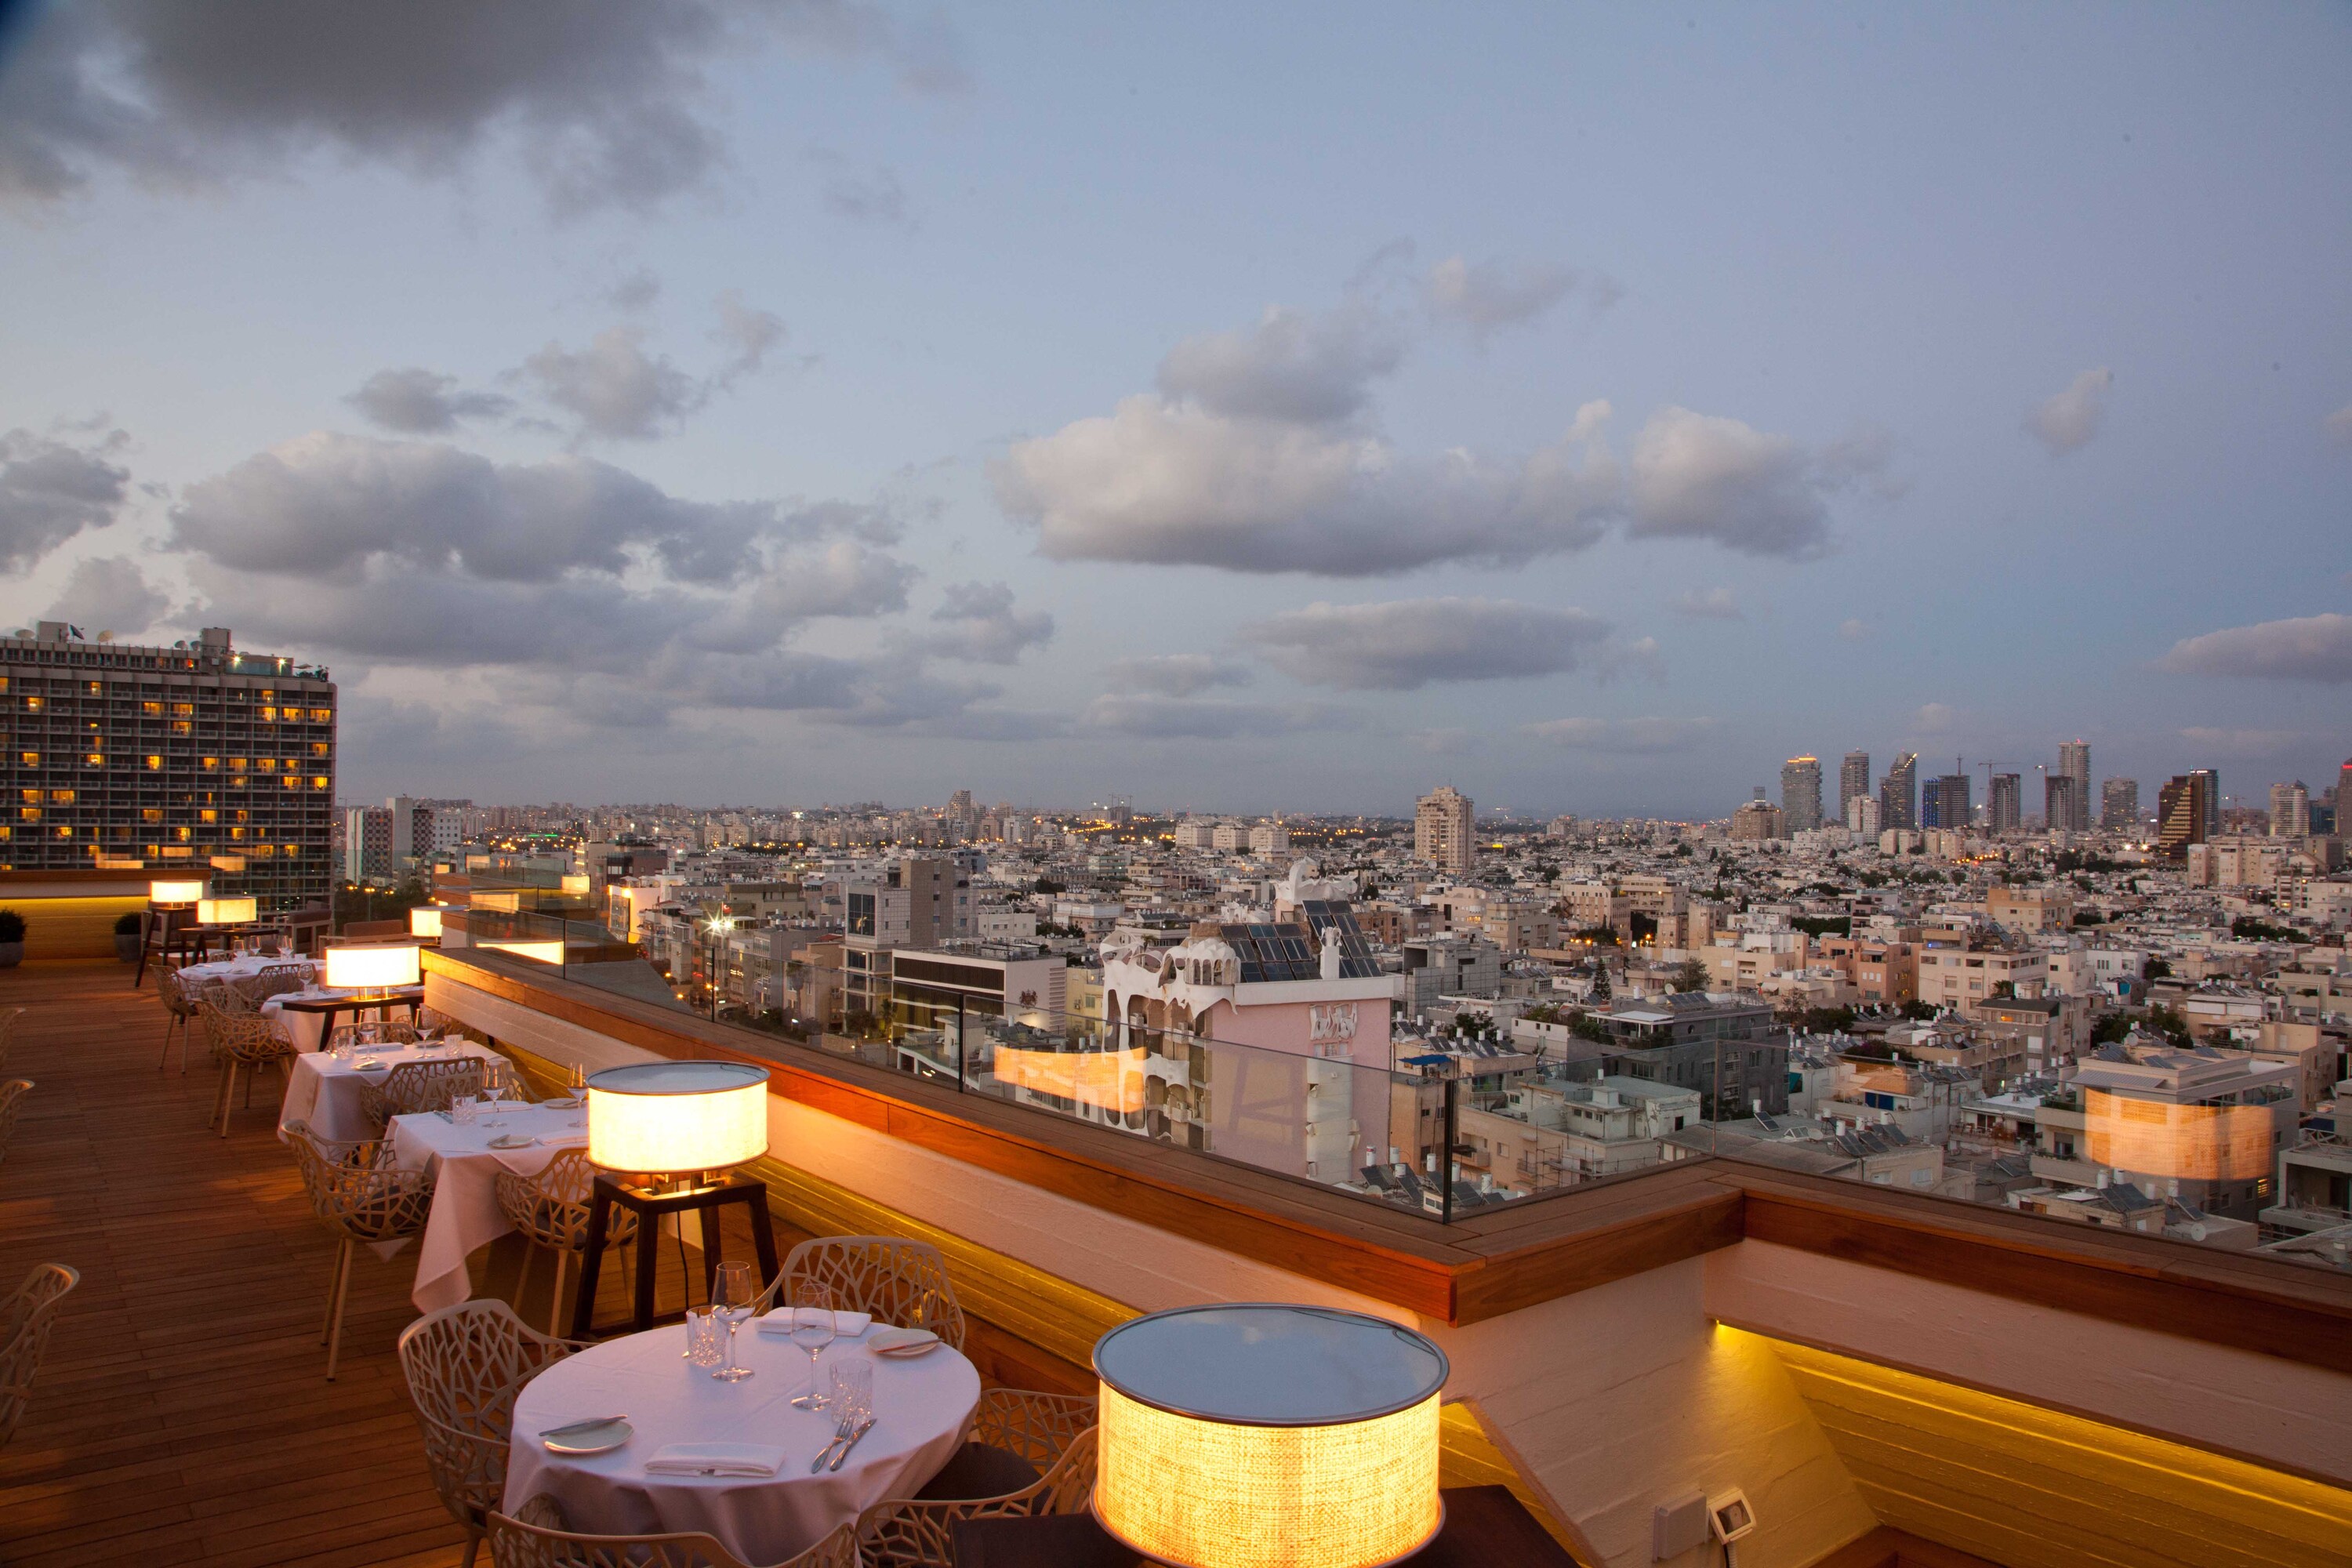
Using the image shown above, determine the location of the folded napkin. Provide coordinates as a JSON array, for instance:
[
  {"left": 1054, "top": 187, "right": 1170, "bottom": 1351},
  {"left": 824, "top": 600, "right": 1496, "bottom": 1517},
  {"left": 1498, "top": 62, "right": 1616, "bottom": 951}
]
[
  {"left": 644, "top": 1443, "right": 787, "bottom": 1478},
  {"left": 757, "top": 1308, "right": 873, "bottom": 1337}
]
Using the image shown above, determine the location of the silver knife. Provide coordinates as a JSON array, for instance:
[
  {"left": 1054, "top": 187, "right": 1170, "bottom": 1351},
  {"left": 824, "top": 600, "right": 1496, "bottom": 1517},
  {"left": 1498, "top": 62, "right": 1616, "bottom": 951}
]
[
  {"left": 826, "top": 1417, "right": 877, "bottom": 1472},
  {"left": 809, "top": 1419, "right": 855, "bottom": 1472},
  {"left": 539, "top": 1414, "right": 626, "bottom": 1438}
]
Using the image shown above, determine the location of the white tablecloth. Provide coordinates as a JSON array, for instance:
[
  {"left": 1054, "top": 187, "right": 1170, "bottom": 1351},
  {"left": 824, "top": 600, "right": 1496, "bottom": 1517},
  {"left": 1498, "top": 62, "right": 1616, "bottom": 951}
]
[
  {"left": 506, "top": 1323, "right": 979, "bottom": 1563},
  {"left": 279, "top": 1039, "right": 501, "bottom": 1143},
  {"left": 177, "top": 954, "right": 314, "bottom": 989},
  {"left": 389, "top": 1101, "right": 590, "bottom": 1312}
]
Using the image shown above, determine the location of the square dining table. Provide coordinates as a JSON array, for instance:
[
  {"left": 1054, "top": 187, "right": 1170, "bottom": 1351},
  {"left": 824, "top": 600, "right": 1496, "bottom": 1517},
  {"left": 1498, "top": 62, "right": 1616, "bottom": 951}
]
[{"left": 388, "top": 1098, "right": 591, "bottom": 1312}]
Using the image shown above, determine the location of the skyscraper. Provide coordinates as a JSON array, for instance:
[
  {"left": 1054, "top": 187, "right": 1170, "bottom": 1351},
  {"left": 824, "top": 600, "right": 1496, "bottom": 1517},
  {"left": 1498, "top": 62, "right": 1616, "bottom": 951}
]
[
  {"left": 2158, "top": 773, "right": 2212, "bottom": 859},
  {"left": 2045, "top": 775, "right": 2082, "bottom": 835},
  {"left": 2269, "top": 782, "right": 2310, "bottom": 838},
  {"left": 2189, "top": 768, "right": 2220, "bottom": 837},
  {"left": 1989, "top": 772, "right": 2021, "bottom": 833},
  {"left": 1838, "top": 750, "right": 1871, "bottom": 822},
  {"left": 2101, "top": 777, "right": 2139, "bottom": 829},
  {"left": 1922, "top": 773, "right": 1972, "bottom": 830},
  {"left": 0, "top": 623, "right": 336, "bottom": 908},
  {"left": 1880, "top": 752, "right": 1918, "bottom": 830},
  {"left": 2056, "top": 740, "right": 2092, "bottom": 831},
  {"left": 1414, "top": 786, "right": 1475, "bottom": 873},
  {"left": 1781, "top": 756, "right": 1824, "bottom": 833}
]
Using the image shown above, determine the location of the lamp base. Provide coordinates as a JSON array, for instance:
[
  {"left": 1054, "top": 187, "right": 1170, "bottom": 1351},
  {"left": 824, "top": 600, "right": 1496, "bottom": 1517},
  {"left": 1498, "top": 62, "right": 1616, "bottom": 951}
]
[{"left": 570, "top": 1171, "right": 779, "bottom": 1339}]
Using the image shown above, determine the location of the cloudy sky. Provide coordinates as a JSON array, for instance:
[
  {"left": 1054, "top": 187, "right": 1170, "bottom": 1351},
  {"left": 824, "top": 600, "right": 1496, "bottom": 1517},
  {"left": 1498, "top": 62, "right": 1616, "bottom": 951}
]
[{"left": 2, "top": 3, "right": 2347, "bottom": 818}]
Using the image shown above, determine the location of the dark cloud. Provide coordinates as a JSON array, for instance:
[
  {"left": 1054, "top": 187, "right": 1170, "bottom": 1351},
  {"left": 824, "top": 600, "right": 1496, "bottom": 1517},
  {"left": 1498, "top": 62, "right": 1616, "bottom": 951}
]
[
  {"left": 815, "top": 155, "right": 912, "bottom": 227},
  {"left": 1156, "top": 304, "right": 1403, "bottom": 424},
  {"left": 519, "top": 328, "right": 704, "bottom": 440},
  {"left": 42, "top": 554, "right": 167, "bottom": 634},
  {"left": 712, "top": 292, "right": 787, "bottom": 387},
  {"left": 0, "top": 427, "right": 131, "bottom": 571},
  {"left": 1521, "top": 716, "right": 1715, "bottom": 753},
  {"left": 0, "top": 1, "right": 969, "bottom": 216},
  {"left": 1240, "top": 597, "right": 1613, "bottom": 691},
  {"left": 2160, "top": 613, "right": 2352, "bottom": 684},
  {"left": 1104, "top": 653, "right": 1253, "bottom": 698},
  {"left": 346, "top": 368, "right": 515, "bottom": 434},
  {"left": 920, "top": 581, "right": 1054, "bottom": 665},
  {"left": 607, "top": 269, "right": 662, "bottom": 312}
]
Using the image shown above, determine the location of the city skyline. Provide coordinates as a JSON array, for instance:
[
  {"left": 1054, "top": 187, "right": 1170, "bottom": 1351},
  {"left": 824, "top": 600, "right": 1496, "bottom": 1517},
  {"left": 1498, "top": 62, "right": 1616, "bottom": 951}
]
[{"left": 2, "top": 5, "right": 2349, "bottom": 815}]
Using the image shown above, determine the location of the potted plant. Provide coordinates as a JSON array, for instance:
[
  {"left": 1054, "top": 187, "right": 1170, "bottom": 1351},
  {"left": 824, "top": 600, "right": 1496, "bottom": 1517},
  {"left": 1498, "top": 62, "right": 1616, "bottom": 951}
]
[
  {"left": 0, "top": 909, "right": 24, "bottom": 967},
  {"left": 114, "top": 910, "right": 144, "bottom": 963}
]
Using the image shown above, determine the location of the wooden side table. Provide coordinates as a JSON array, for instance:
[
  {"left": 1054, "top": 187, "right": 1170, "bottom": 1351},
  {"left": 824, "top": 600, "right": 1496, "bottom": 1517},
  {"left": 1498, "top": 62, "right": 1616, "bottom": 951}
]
[{"left": 568, "top": 1173, "right": 780, "bottom": 1338}]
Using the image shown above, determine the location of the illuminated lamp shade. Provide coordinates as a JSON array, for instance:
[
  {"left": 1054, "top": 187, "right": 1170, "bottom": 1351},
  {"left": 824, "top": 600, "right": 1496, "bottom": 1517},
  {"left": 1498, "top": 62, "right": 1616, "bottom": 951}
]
[
  {"left": 323, "top": 942, "right": 423, "bottom": 992},
  {"left": 1093, "top": 1304, "right": 1447, "bottom": 1568},
  {"left": 408, "top": 906, "right": 444, "bottom": 939},
  {"left": 196, "top": 895, "right": 258, "bottom": 926},
  {"left": 586, "top": 1060, "right": 768, "bottom": 1176},
  {"left": 479, "top": 938, "right": 564, "bottom": 964},
  {"left": 150, "top": 879, "right": 207, "bottom": 906}
]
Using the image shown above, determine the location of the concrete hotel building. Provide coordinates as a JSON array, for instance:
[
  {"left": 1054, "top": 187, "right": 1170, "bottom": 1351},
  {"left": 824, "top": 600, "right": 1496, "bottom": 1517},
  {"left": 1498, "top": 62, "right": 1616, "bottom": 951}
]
[
  {"left": 1414, "top": 785, "right": 1475, "bottom": 872},
  {"left": 0, "top": 624, "right": 334, "bottom": 908},
  {"left": 1781, "top": 756, "right": 1824, "bottom": 833}
]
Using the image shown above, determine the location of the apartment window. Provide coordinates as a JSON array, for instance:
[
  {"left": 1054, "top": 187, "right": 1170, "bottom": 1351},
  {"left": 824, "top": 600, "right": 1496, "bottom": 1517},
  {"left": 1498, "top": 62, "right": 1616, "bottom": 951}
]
[
  {"left": 18, "top": 808, "right": 37, "bottom": 822},
  {"left": 85, "top": 753, "right": 102, "bottom": 766},
  {"left": 310, "top": 742, "right": 329, "bottom": 757},
  {"left": 142, "top": 702, "right": 162, "bottom": 717},
  {"left": 141, "top": 809, "right": 162, "bottom": 823},
  {"left": 308, "top": 707, "right": 331, "bottom": 722},
  {"left": 170, "top": 721, "right": 191, "bottom": 735},
  {"left": 256, "top": 706, "right": 276, "bottom": 721},
  {"left": 198, "top": 810, "right": 217, "bottom": 824},
  {"left": 201, "top": 757, "right": 217, "bottom": 770},
  {"left": 55, "top": 825, "right": 71, "bottom": 838},
  {"left": 49, "top": 789, "right": 72, "bottom": 804},
  {"left": 310, "top": 775, "right": 328, "bottom": 789},
  {"left": 22, "top": 697, "right": 38, "bottom": 712}
]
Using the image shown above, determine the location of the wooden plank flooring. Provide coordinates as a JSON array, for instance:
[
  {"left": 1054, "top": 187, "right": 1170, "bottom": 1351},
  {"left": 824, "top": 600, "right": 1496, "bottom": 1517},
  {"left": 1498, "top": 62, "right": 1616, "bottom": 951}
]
[{"left": 0, "top": 962, "right": 752, "bottom": 1568}]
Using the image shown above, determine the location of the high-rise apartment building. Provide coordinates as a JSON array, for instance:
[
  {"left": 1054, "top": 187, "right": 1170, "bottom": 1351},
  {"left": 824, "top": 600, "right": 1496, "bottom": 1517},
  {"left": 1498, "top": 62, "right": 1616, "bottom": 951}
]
[
  {"left": 2056, "top": 741, "right": 2092, "bottom": 831},
  {"left": 2045, "top": 775, "right": 2082, "bottom": 835},
  {"left": 2189, "top": 768, "right": 2220, "bottom": 838},
  {"left": 1846, "top": 793, "right": 1882, "bottom": 834},
  {"left": 342, "top": 805, "right": 391, "bottom": 880},
  {"left": 2269, "top": 782, "right": 2310, "bottom": 838},
  {"left": 1414, "top": 786, "right": 1475, "bottom": 872},
  {"left": 1838, "top": 750, "right": 1871, "bottom": 821},
  {"left": 1780, "top": 756, "right": 1824, "bottom": 833},
  {"left": 0, "top": 624, "right": 334, "bottom": 908},
  {"left": 2100, "top": 777, "right": 2138, "bottom": 829},
  {"left": 1879, "top": 752, "right": 1918, "bottom": 829},
  {"left": 1922, "top": 773, "right": 1971, "bottom": 831},
  {"left": 2158, "top": 773, "right": 2212, "bottom": 859},
  {"left": 1988, "top": 772, "right": 2021, "bottom": 833}
]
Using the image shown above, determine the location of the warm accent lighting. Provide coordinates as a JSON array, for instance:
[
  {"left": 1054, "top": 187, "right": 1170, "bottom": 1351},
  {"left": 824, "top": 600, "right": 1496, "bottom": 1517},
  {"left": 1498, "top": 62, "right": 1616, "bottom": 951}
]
[
  {"left": 408, "top": 906, "right": 444, "bottom": 939},
  {"left": 1092, "top": 1304, "right": 1446, "bottom": 1568},
  {"left": 196, "top": 896, "right": 258, "bottom": 926},
  {"left": 994, "top": 1044, "right": 1146, "bottom": 1113},
  {"left": 150, "top": 879, "right": 206, "bottom": 905},
  {"left": 480, "top": 938, "right": 564, "bottom": 964},
  {"left": 323, "top": 942, "right": 423, "bottom": 993},
  {"left": 586, "top": 1060, "right": 768, "bottom": 1176}
]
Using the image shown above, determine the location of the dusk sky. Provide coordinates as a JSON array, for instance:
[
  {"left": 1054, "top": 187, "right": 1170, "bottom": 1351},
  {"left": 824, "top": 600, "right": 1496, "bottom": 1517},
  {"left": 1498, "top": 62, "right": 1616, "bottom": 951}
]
[{"left": 2, "top": 3, "right": 2347, "bottom": 818}]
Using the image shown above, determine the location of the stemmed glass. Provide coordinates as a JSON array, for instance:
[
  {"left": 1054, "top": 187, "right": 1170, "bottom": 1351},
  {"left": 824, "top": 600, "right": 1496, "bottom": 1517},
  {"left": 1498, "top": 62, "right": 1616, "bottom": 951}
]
[
  {"left": 710, "top": 1261, "right": 759, "bottom": 1383},
  {"left": 787, "top": 1281, "right": 836, "bottom": 1409},
  {"left": 565, "top": 1060, "right": 587, "bottom": 1105},
  {"left": 481, "top": 1060, "right": 508, "bottom": 1127}
]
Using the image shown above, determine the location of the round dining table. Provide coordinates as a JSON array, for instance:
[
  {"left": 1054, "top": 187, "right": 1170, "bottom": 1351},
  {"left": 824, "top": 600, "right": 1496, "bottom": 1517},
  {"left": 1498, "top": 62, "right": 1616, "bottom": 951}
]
[{"left": 506, "top": 1318, "right": 980, "bottom": 1563}]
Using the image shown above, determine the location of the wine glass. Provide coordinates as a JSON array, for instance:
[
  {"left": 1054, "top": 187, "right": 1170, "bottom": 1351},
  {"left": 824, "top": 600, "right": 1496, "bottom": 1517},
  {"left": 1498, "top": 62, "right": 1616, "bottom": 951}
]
[
  {"left": 710, "top": 1261, "right": 759, "bottom": 1383},
  {"left": 787, "top": 1279, "right": 835, "bottom": 1408},
  {"left": 480, "top": 1061, "right": 507, "bottom": 1127},
  {"left": 565, "top": 1060, "right": 587, "bottom": 1105}
]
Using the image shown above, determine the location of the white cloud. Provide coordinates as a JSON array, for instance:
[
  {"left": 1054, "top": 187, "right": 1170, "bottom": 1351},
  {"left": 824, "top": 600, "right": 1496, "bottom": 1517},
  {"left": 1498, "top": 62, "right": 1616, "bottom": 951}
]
[
  {"left": 346, "top": 368, "right": 514, "bottom": 434},
  {"left": 1240, "top": 597, "right": 1613, "bottom": 690},
  {"left": 2160, "top": 613, "right": 2352, "bottom": 684},
  {"left": 1425, "top": 256, "right": 1610, "bottom": 334},
  {"left": 1521, "top": 716, "right": 1714, "bottom": 753},
  {"left": 2027, "top": 368, "right": 2114, "bottom": 455},
  {"left": 42, "top": 554, "right": 168, "bottom": 635},
  {"left": 519, "top": 327, "right": 703, "bottom": 440},
  {"left": 1671, "top": 587, "right": 1742, "bottom": 620},
  {"left": 2325, "top": 404, "right": 2352, "bottom": 448},
  {"left": 1104, "top": 653, "right": 1252, "bottom": 698},
  {"left": 1156, "top": 303, "right": 1403, "bottom": 424},
  {"left": 996, "top": 396, "right": 1619, "bottom": 575},
  {"left": 920, "top": 581, "right": 1054, "bottom": 665},
  {"left": 1627, "top": 406, "right": 1884, "bottom": 558}
]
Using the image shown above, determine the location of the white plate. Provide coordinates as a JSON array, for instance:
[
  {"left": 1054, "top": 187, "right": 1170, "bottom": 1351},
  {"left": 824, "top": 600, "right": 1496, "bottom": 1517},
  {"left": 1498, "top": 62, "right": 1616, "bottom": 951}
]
[
  {"left": 542, "top": 1417, "right": 632, "bottom": 1456},
  {"left": 488, "top": 1134, "right": 536, "bottom": 1150},
  {"left": 869, "top": 1327, "right": 940, "bottom": 1356}
]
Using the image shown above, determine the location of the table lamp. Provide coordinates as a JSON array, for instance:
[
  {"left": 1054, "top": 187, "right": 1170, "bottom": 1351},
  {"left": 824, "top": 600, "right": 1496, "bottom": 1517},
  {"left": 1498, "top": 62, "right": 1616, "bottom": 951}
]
[
  {"left": 150, "top": 879, "right": 206, "bottom": 906},
  {"left": 323, "top": 941, "right": 423, "bottom": 998},
  {"left": 408, "top": 906, "right": 445, "bottom": 940},
  {"left": 1092, "top": 1303, "right": 1448, "bottom": 1568},
  {"left": 197, "top": 895, "right": 258, "bottom": 927}
]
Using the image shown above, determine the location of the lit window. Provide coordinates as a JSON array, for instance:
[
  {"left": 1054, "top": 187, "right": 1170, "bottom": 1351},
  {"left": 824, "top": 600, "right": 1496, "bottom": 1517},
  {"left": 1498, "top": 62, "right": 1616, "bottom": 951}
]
[
  {"left": 201, "top": 757, "right": 217, "bottom": 770},
  {"left": 228, "top": 826, "right": 245, "bottom": 840},
  {"left": 199, "top": 810, "right": 217, "bottom": 824},
  {"left": 311, "top": 775, "right": 328, "bottom": 789},
  {"left": 19, "top": 752, "right": 36, "bottom": 767},
  {"left": 310, "top": 742, "right": 329, "bottom": 757},
  {"left": 146, "top": 755, "right": 162, "bottom": 770},
  {"left": 16, "top": 790, "right": 32, "bottom": 804},
  {"left": 141, "top": 809, "right": 162, "bottom": 823},
  {"left": 56, "top": 826, "right": 71, "bottom": 838},
  {"left": 257, "top": 706, "right": 276, "bottom": 721},
  {"left": 85, "top": 753, "right": 102, "bottom": 766},
  {"left": 175, "top": 826, "right": 191, "bottom": 841},
  {"left": 24, "top": 697, "right": 40, "bottom": 711},
  {"left": 19, "top": 808, "right": 38, "bottom": 821},
  {"left": 170, "top": 721, "right": 191, "bottom": 735},
  {"left": 172, "top": 703, "right": 193, "bottom": 717},
  {"left": 49, "top": 789, "right": 72, "bottom": 804},
  {"left": 142, "top": 702, "right": 162, "bottom": 717},
  {"left": 229, "top": 757, "right": 246, "bottom": 771},
  {"left": 281, "top": 776, "right": 297, "bottom": 789},
  {"left": 85, "top": 682, "right": 99, "bottom": 695}
]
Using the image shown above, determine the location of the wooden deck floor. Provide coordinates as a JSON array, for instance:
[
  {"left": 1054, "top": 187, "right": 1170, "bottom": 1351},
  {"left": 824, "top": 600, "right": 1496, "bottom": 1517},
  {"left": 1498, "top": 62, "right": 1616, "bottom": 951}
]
[{"left": 0, "top": 962, "right": 750, "bottom": 1567}]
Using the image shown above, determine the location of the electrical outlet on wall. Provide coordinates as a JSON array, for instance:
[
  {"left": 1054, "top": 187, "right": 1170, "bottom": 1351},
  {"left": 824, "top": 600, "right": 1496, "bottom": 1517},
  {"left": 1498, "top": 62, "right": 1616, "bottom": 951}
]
[{"left": 1653, "top": 1491, "right": 1709, "bottom": 1560}]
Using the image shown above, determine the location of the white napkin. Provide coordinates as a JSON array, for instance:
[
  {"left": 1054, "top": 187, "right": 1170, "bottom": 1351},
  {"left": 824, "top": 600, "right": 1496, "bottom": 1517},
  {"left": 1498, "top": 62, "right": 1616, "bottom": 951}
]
[
  {"left": 644, "top": 1443, "right": 787, "bottom": 1477},
  {"left": 756, "top": 1308, "right": 872, "bottom": 1337}
]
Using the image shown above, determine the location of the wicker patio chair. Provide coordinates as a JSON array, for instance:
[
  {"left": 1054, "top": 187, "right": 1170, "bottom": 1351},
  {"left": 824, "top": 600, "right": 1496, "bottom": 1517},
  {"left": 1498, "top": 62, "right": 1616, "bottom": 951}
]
[
  {"left": 156, "top": 966, "right": 199, "bottom": 1073},
  {"left": 0, "top": 1262, "right": 78, "bottom": 1453},
  {"left": 0, "top": 1080, "right": 28, "bottom": 1168},
  {"left": 288, "top": 1123, "right": 434, "bottom": 1379},
  {"left": 490, "top": 1494, "right": 860, "bottom": 1568},
  {"left": 200, "top": 1001, "right": 296, "bottom": 1136},
  {"left": 232, "top": 967, "right": 310, "bottom": 1007},
  {"left": 494, "top": 1148, "right": 637, "bottom": 1336},
  {"left": 378, "top": 1019, "right": 423, "bottom": 1045},
  {"left": 397, "top": 1300, "right": 586, "bottom": 1568},
  {"left": 358, "top": 1057, "right": 487, "bottom": 1132},
  {"left": 760, "top": 1236, "right": 967, "bottom": 1350},
  {"left": 855, "top": 1421, "right": 1098, "bottom": 1568}
]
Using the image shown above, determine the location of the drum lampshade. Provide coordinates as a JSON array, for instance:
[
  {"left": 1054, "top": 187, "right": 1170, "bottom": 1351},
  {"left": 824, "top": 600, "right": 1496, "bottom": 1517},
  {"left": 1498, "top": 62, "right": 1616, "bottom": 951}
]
[
  {"left": 323, "top": 942, "right": 421, "bottom": 991},
  {"left": 586, "top": 1060, "right": 768, "bottom": 1174},
  {"left": 150, "top": 879, "right": 206, "bottom": 905},
  {"left": 196, "top": 896, "right": 257, "bottom": 925},
  {"left": 408, "top": 906, "right": 444, "bottom": 939}
]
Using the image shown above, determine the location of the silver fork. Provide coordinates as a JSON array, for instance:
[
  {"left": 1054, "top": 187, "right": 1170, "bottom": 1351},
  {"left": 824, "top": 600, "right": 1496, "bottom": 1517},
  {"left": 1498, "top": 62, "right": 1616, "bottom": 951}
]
[{"left": 810, "top": 1410, "right": 858, "bottom": 1472}]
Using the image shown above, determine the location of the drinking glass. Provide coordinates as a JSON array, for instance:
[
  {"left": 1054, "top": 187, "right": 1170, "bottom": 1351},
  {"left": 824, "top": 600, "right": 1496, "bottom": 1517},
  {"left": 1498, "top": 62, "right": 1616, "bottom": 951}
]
[
  {"left": 829, "top": 1357, "right": 873, "bottom": 1431},
  {"left": 480, "top": 1062, "right": 506, "bottom": 1127},
  {"left": 787, "top": 1280, "right": 835, "bottom": 1408},
  {"left": 565, "top": 1061, "right": 587, "bottom": 1105},
  {"left": 451, "top": 1094, "right": 478, "bottom": 1126},
  {"left": 683, "top": 1308, "right": 724, "bottom": 1367},
  {"left": 710, "top": 1261, "right": 758, "bottom": 1383}
]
